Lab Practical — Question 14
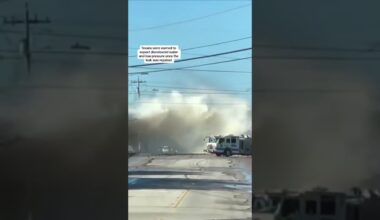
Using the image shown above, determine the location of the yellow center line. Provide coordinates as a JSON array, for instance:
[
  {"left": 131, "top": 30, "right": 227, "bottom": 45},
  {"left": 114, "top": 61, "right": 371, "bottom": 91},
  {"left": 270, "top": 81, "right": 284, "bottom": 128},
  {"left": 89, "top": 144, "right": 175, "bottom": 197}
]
[{"left": 172, "top": 190, "right": 190, "bottom": 208}]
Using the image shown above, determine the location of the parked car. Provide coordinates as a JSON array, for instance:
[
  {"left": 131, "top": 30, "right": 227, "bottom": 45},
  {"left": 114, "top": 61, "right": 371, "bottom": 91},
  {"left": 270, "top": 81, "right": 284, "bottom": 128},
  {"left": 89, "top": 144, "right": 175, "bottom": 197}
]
[
  {"left": 161, "top": 146, "right": 170, "bottom": 153},
  {"left": 160, "top": 145, "right": 178, "bottom": 154}
]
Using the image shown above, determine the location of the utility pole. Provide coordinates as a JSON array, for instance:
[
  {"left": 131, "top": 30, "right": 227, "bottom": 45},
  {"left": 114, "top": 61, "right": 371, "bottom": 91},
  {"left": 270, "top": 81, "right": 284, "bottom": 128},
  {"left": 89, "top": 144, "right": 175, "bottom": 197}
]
[
  {"left": 130, "top": 77, "right": 146, "bottom": 156},
  {"left": 131, "top": 76, "right": 146, "bottom": 99},
  {"left": 3, "top": 2, "right": 51, "bottom": 75}
]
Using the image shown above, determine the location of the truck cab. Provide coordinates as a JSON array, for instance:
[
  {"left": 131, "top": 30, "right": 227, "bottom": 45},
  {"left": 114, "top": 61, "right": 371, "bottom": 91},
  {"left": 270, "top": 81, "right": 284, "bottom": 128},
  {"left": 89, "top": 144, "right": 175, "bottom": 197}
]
[{"left": 204, "top": 135, "right": 221, "bottom": 153}]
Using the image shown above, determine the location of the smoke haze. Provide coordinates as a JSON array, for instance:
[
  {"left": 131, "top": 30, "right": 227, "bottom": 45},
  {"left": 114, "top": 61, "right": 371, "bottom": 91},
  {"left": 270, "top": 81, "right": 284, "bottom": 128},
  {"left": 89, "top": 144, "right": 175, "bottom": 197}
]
[
  {"left": 253, "top": 0, "right": 380, "bottom": 192},
  {"left": 128, "top": 91, "right": 251, "bottom": 153}
]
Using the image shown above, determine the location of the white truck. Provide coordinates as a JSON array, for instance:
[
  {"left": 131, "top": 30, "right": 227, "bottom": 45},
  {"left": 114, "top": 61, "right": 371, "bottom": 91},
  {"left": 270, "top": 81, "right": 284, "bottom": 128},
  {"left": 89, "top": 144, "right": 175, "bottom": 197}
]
[{"left": 213, "top": 134, "right": 252, "bottom": 156}]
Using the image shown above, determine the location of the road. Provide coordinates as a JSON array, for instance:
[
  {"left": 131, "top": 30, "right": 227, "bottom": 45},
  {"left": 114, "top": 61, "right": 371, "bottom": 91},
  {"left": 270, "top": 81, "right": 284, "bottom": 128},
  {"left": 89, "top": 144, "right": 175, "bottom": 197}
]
[{"left": 128, "top": 154, "right": 252, "bottom": 220}]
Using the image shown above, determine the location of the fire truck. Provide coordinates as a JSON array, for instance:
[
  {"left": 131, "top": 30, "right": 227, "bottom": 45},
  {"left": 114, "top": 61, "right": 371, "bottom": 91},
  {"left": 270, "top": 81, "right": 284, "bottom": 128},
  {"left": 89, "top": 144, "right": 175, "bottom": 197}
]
[{"left": 213, "top": 134, "right": 252, "bottom": 156}]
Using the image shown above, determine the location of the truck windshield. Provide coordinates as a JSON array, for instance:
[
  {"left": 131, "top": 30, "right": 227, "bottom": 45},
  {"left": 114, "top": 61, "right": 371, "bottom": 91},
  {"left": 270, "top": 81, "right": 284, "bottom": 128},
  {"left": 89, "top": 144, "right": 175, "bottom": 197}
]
[{"left": 206, "top": 136, "right": 219, "bottom": 143}]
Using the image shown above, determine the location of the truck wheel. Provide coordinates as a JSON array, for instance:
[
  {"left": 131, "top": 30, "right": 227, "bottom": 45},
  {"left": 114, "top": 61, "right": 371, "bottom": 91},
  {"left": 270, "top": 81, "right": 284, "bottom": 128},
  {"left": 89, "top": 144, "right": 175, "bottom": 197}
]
[
  {"left": 224, "top": 149, "right": 232, "bottom": 157},
  {"left": 216, "top": 153, "right": 221, "bottom": 157}
]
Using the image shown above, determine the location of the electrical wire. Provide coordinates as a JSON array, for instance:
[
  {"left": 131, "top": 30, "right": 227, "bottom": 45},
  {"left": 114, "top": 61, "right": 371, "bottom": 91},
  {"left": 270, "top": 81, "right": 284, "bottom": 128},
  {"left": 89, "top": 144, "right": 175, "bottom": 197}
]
[
  {"left": 254, "top": 44, "right": 380, "bottom": 53},
  {"left": 134, "top": 66, "right": 251, "bottom": 73},
  {"left": 33, "top": 50, "right": 127, "bottom": 56},
  {"left": 252, "top": 88, "right": 372, "bottom": 93},
  {"left": 136, "top": 91, "right": 249, "bottom": 95},
  {"left": 128, "top": 47, "right": 252, "bottom": 68},
  {"left": 0, "top": 29, "right": 126, "bottom": 41},
  {"left": 0, "top": 48, "right": 127, "bottom": 56},
  {"left": 143, "top": 84, "right": 250, "bottom": 92},
  {"left": 131, "top": 101, "right": 248, "bottom": 106},
  {"left": 128, "top": 3, "right": 251, "bottom": 32},
  {"left": 253, "top": 55, "right": 380, "bottom": 61},
  {"left": 184, "top": 36, "right": 251, "bottom": 51},
  {"left": 128, "top": 56, "right": 251, "bottom": 74},
  {"left": 128, "top": 36, "right": 251, "bottom": 58}
]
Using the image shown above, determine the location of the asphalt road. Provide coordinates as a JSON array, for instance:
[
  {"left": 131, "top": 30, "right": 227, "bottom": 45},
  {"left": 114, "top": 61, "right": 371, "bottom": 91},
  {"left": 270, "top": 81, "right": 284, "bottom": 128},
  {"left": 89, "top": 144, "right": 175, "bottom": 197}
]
[{"left": 128, "top": 154, "right": 252, "bottom": 220}]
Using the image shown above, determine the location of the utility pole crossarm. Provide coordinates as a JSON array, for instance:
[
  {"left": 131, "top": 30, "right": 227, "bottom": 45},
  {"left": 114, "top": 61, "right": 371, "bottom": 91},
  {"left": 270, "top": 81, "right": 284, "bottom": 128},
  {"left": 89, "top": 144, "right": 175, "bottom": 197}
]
[
  {"left": 28, "top": 14, "right": 51, "bottom": 24},
  {"left": 28, "top": 18, "right": 50, "bottom": 24}
]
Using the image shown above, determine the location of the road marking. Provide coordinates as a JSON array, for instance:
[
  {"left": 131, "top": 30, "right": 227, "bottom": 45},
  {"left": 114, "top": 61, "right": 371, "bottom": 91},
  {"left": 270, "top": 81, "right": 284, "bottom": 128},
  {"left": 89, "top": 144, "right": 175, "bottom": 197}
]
[{"left": 172, "top": 190, "right": 190, "bottom": 208}]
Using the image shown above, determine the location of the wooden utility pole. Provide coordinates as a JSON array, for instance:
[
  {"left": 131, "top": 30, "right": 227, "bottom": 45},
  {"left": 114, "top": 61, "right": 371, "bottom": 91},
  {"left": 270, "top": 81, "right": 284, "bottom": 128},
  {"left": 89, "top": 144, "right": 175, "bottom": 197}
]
[
  {"left": 131, "top": 76, "right": 146, "bottom": 99},
  {"left": 3, "top": 2, "right": 51, "bottom": 74}
]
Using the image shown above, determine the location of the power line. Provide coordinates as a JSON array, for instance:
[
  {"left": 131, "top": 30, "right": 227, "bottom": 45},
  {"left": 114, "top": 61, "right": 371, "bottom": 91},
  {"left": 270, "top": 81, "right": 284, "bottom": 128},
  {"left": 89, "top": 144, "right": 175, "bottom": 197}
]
[
  {"left": 162, "top": 91, "right": 249, "bottom": 95},
  {"left": 0, "top": 85, "right": 126, "bottom": 91},
  {"left": 253, "top": 55, "right": 380, "bottom": 61},
  {"left": 184, "top": 36, "right": 251, "bottom": 51},
  {"left": 0, "top": 29, "right": 126, "bottom": 41},
  {"left": 128, "top": 47, "right": 251, "bottom": 68},
  {"left": 133, "top": 66, "right": 250, "bottom": 73},
  {"left": 7, "top": 52, "right": 377, "bottom": 61},
  {"left": 130, "top": 101, "right": 248, "bottom": 106},
  {"left": 128, "top": 3, "right": 251, "bottom": 32},
  {"left": 254, "top": 44, "right": 380, "bottom": 53},
  {"left": 129, "top": 51, "right": 241, "bottom": 59},
  {"left": 33, "top": 50, "right": 127, "bottom": 56},
  {"left": 3, "top": 86, "right": 372, "bottom": 94},
  {"left": 131, "top": 43, "right": 378, "bottom": 54},
  {"left": 131, "top": 88, "right": 374, "bottom": 96},
  {"left": 7, "top": 50, "right": 378, "bottom": 62},
  {"left": 130, "top": 91, "right": 249, "bottom": 95},
  {"left": 252, "top": 88, "right": 373, "bottom": 93},
  {"left": 173, "top": 51, "right": 242, "bottom": 59},
  {"left": 0, "top": 48, "right": 127, "bottom": 56},
  {"left": 138, "top": 80, "right": 252, "bottom": 87},
  {"left": 15, "top": 46, "right": 380, "bottom": 62},
  {"left": 129, "top": 56, "right": 251, "bottom": 75},
  {"left": 36, "top": 31, "right": 126, "bottom": 41},
  {"left": 0, "top": 56, "right": 21, "bottom": 60},
  {"left": 130, "top": 81, "right": 252, "bottom": 88},
  {"left": 143, "top": 84, "right": 250, "bottom": 92},
  {"left": 33, "top": 53, "right": 379, "bottom": 61},
  {"left": 0, "top": 49, "right": 18, "bottom": 53},
  {"left": 128, "top": 36, "right": 251, "bottom": 58},
  {"left": 52, "top": 19, "right": 126, "bottom": 28},
  {"left": 6, "top": 41, "right": 250, "bottom": 60},
  {"left": 131, "top": 41, "right": 379, "bottom": 54}
]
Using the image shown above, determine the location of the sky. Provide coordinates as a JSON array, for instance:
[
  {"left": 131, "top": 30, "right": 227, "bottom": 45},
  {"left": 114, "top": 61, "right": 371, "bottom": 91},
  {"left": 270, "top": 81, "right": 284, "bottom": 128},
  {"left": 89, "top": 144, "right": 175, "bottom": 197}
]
[{"left": 128, "top": 0, "right": 252, "bottom": 106}]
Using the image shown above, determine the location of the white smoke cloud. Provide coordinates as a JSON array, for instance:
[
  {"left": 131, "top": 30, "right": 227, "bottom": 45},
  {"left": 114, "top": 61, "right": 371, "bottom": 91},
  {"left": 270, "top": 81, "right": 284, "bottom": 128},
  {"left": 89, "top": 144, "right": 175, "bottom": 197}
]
[{"left": 128, "top": 91, "right": 251, "bottom": 153}]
